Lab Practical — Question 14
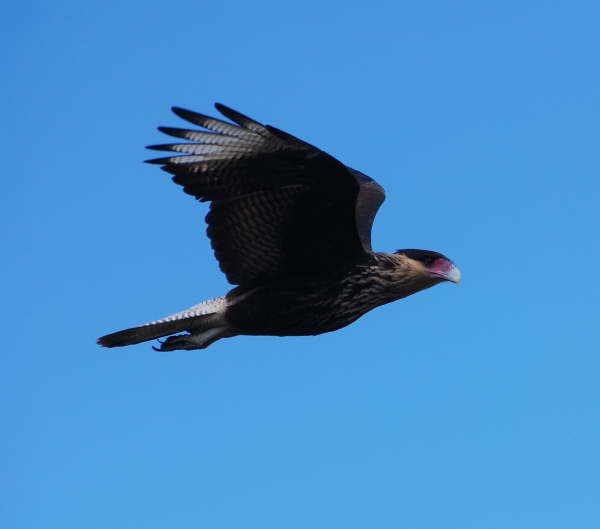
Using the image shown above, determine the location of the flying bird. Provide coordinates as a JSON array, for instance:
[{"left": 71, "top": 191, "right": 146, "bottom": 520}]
[{"left": 98, "top": 104, "right": 460, "bottom": 351}]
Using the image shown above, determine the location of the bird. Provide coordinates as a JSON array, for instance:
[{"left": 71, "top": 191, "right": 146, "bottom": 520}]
[{"left": 97, "top": 103, "right": 461, "bottom": 351}]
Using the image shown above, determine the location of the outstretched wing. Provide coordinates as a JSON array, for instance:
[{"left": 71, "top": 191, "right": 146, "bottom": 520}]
[{"left": 146, "top": 104, "right": 386, "bottom": 285}]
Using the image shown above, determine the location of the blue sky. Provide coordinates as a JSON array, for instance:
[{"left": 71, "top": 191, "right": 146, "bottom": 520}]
[{"left": 4, "top": 1, "right": 600, "bottom": 527}]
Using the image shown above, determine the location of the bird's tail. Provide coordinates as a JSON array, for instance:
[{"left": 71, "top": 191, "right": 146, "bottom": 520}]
[{"left": 97, "top": 296, "right": 229, "bottom": 349}]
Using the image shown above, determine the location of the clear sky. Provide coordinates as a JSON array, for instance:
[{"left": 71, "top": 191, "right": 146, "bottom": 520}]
[{"left": 4, "top": 1, "right": 600, "bottom": 528}]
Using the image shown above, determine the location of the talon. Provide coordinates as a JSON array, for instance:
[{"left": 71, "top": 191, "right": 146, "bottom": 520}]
[{"left": 148, "top": 330, "right": 222, "bottom": 351}]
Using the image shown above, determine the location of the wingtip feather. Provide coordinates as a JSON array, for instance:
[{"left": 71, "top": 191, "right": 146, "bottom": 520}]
[
  {"left": 144, "top": 157, "right": 167, "bottom": 164},
  {"left": 171, "top": 106, "right": 194, "bottom": 121}
]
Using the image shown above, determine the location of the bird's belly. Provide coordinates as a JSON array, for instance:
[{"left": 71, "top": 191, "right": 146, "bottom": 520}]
[{"left": 225, "top": 282, "right": 379, "bottom": 337}]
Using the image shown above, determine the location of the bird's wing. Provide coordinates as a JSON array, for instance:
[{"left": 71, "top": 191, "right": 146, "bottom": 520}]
[{"left": 146, "top": 104, "right": 386, "bottom": 285}]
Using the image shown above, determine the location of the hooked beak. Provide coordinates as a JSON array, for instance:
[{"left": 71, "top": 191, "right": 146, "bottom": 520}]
[
  {"left": 430, "top": 259, "right": 461, "bottom": 284},
  {"left": 443, "top": 265, "right": 461, "bottom": 284}
]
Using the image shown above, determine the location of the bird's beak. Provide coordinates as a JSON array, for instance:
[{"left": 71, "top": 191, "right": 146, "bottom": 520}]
[
  {"left": 443, "top": 265, "right": 461, "bottom": 284},
  {"left": 430, "top": 259, "right": 461, "bottom": 284}
]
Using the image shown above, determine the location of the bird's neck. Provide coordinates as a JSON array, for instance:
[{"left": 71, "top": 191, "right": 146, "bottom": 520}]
[{"left": 364, "top": 252, "right": 440, "bottom": 303}]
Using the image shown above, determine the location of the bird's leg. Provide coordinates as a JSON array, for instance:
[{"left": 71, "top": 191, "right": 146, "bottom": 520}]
[{"left": 152, "top": 327, "right": 232, "bottom": 351}]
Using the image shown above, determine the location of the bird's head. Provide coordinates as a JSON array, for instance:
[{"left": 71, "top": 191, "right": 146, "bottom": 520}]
[{"left": 394, "top": 249, "right": 461, "bottom": 284}]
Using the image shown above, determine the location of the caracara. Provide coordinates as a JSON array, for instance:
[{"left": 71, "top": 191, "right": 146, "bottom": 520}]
[{"left": 98, "top": 104, "right": 460, "bottom": 351}]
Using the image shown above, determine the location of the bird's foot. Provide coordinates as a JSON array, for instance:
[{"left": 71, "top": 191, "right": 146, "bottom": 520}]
[
  {"left": 152, "top": 327, "right": 233, "bottom": 351},
  {"left": 152, "top": 333, "right": 203, "bottom": 351}
]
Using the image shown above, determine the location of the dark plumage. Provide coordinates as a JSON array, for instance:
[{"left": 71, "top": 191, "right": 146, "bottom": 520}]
[{"left": 98, "top": 104, "right": 460, "bottom": 351}]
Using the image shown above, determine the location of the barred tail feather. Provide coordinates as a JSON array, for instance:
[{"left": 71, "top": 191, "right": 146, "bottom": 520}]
[
  {"left": 97, "top": 313, "right": 222, "bottom": 348},
  {"left": 97, "top": 296, "right": 230, "bottom": 348}
]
